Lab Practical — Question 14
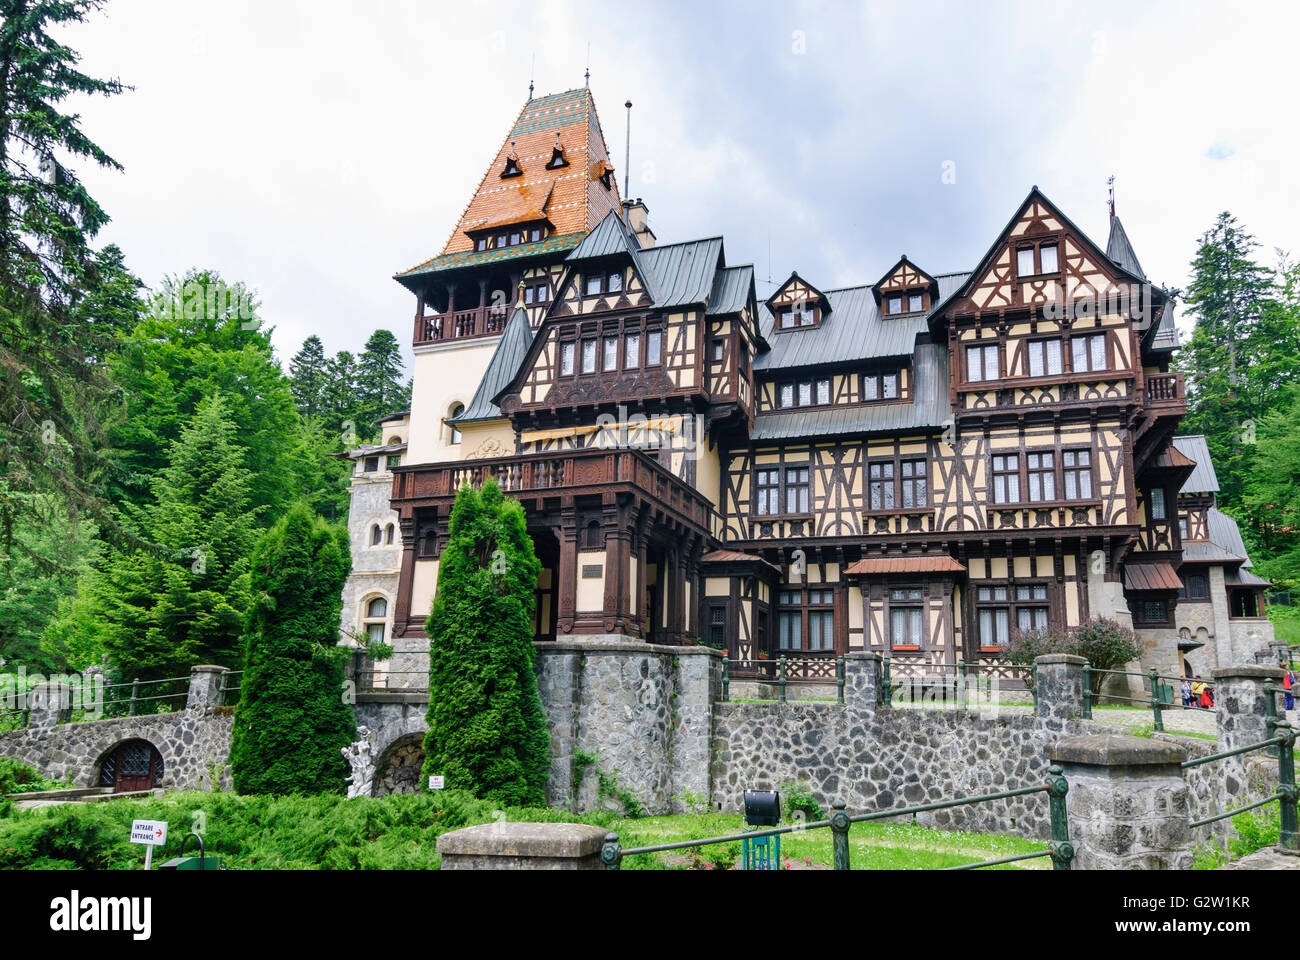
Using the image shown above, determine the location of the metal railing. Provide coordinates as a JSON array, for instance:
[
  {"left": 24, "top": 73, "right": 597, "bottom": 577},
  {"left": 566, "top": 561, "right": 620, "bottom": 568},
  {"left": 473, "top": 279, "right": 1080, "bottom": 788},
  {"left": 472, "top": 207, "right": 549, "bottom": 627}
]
[
  {"left": 1180, "top": 719, "right": 1298, "bottom": 847},
  {"left": 601, "top": 771, "right": 1074, "bottom": 871},
  {"left": 884, "top": 658, "right": 1035, "bottom": 708},
  {"left": 218, "top": 670, "right": 242, "bottom": 706},
  {"left": 721, "top": 656, "right": 844, "bottom": 703},
  {"left": 0, "top": 673, "right": 191, "bottom": 728},
  {"left": 1083, "top": 666, "right": 1212, "bottom": 731}
]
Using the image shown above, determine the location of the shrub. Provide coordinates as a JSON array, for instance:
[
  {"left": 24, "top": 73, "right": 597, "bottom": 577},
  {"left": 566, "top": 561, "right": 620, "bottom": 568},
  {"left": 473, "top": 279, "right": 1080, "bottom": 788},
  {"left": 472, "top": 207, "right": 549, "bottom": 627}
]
[
  {"left": 780, "top": 781, "right": 824, "bottom": 822},
  {"left": 229, "top": 503, "right": 356, "bottom": 794},
  {"left": 1007, "top": 617, "right": 1141, "bottom": 693}
]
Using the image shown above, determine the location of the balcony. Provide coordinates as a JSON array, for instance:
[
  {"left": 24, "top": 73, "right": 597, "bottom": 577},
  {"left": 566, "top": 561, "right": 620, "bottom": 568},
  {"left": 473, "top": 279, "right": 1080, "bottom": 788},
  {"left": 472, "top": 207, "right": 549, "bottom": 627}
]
[
  {"left": 1144, "top": 372, "right": 1184, "bottom": 406},
  {"left": 413, "top": 305, "right": 511, "bottom": 345},
  {"left": 391, "top": 447, "right": 714, "bottom": 531}
]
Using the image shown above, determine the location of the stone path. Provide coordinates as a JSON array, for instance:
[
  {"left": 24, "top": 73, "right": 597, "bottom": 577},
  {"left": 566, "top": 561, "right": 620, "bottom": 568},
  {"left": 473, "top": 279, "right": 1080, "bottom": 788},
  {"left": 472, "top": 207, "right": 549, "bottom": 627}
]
[{"left": 1217, "top": 846, "right": 1300, "bottom": 870}]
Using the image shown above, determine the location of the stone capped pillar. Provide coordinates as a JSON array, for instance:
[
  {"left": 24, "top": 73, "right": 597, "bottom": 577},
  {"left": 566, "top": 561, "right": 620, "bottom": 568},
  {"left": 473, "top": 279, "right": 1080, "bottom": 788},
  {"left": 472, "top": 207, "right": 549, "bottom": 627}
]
[
  {"left": 1213, "top": 664, "right": 1284, "bottom": 752},
  {"left": 669, "top": 645, "right": 722, "bottom": 811},
  {"left": 842, "top": 652, "right": 882, "bottom": 710},
  {"left": 26, "top": 681, "right": 72, "bottom": 729},
  {"left": 533, "top": 644, "right": 582, "bottom": 809},
  {"left": 187, "top": 665, "right": 228, "bottom": 713},
  {"left": 1051, "top": 734, "right": 1193, "bottom": 870},
  {"left": 1033, "top": 654, "right": 1088, "bottom": 731},
  {"left": 437, "top": 822, "right": 610, "bottom": 869}
]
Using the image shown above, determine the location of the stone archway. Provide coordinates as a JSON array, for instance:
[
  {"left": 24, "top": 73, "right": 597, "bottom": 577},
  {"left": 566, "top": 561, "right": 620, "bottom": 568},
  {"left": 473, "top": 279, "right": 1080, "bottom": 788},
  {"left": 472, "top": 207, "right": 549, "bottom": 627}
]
[
  {"left": 372, "top": 734, "right": 426, "bottom": 796},
  {"left": 96, "top": 739, "right": 164, "bottom": 793}
]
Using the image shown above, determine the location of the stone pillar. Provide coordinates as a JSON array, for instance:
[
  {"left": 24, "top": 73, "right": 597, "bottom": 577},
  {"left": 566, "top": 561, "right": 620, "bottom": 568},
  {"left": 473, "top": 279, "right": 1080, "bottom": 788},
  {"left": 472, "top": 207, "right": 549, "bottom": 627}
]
[
  {"left": 670, "top": 645, "right": 722, "bottom": 811},
  {"left": 1213, "top": 664, "right": 1284, "bottom": 751},
  {"left": 1269, "top": 640, "right": 1289, "bottom": 667},
  {"left": 437, "top": 822, "right": 610, "bottom": 869},
  {"left": 187, "top": 665, "right": 227, "bottom": 713},
  {"left": 1033, "top": 654, "right": 1087, "bottom": 731},
  {"left": 26, "top": 681, "right": 72, "bottom": 729},
  {"left": 534, "top": 645, "right": 581, "bottom": 809},
  {"left": 1051, "top": 734, "right": 1193, "bottom": 870},
  {"left": 842, "top": 652, "right": 882, "bottom": 710}
]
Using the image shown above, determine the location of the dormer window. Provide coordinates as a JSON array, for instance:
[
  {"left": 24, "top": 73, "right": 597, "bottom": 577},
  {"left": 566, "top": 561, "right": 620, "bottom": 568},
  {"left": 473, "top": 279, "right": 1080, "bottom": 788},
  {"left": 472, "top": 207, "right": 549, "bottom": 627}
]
[
  {"left": 777, "top": 304, "right": 817, "bottom": 329},
  {"left": 501, "top": 143, "right": 522, "bottom": 178},
  {"left": 887, "top": 296, "right": 902, "bottom": 315},
  {"left": 607, "top": 271, "right": 623, "bottom": 293},
  {"left": 471, "top": 224, "right": 547, "bottom": 253},
  {"left": 546, "top": 136, "right": 569, "bottom": 169},
  {"left": 908, "top": 293, "right": 923, "bottom": 312},
  {"left": 585, "top": 275, "right": 602, "bottom": 296}
]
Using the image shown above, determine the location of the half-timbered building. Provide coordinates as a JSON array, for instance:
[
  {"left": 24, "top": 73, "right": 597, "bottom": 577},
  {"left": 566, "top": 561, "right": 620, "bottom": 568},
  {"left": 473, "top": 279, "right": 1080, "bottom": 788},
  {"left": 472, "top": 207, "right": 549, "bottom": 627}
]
[{"left": 338, "top": 87, "right": 1274, "bottom": 685}]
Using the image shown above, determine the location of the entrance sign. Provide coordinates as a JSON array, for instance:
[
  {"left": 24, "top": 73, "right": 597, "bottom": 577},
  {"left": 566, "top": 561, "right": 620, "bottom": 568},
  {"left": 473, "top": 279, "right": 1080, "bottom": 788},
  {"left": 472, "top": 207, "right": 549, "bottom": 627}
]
[
  {"left": 130, "top": 819, "right": 168, "bottom": 870},
  {"left": 428, "top": 775, "right": 445, "bottom": 790}
]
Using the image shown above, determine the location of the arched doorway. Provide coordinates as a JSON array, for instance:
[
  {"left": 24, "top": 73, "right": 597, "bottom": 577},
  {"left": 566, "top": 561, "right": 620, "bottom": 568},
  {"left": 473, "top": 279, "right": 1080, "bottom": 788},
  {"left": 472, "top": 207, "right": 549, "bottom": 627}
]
[
  {"left": 372, "top": 734, "right": 426, "bottom": 796},
  {"left": 98, "top": 740, "right": 164, "bottom": 793}
]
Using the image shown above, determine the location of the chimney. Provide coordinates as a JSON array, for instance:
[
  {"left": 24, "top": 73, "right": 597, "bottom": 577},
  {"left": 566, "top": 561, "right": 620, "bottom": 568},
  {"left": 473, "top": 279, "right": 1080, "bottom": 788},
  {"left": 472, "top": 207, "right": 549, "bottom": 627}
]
[{"left": 622, "top": 198, "right": 656, "bottom": 249}]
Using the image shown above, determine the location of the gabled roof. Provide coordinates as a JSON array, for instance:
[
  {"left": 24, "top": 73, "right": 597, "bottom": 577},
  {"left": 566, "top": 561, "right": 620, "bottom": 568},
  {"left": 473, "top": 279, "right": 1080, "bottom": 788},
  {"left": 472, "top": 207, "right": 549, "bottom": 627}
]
[
  {"left": 1106, "top": 215, "right": 1146, "bottom": 279},
  {"left": 706, "top": 264, "right": 755, "bottom": 316},
  {"left": 872, "top": 255, "right": 939, "bottom": 298},
  {"left": 395, "top": 88, "right": 622, "bottom": 284},
  {"left": 453, "top": 306, "right": 536, "bottom": 423},
  {"left": 756, "top": 272, "right": 968, "bottom": 372},
  {"left": 764, "top": 270, "right": 830, "bottom": 313},
  {"left": 1173, "top": 435, "right": 1220, "bottom": 494},
  {"left": 1182, "top": 507, "right": 1250, "bottom": 565},
  {"left": 639, "top": 237, "right": 725, "bottom": 308}
]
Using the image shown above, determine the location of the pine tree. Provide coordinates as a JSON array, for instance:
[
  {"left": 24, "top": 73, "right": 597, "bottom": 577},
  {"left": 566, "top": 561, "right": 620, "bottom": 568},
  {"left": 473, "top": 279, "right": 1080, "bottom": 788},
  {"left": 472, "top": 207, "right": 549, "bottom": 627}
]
[
  {"left": 421, "top": 479, "right": 549, "bottom": 806},
  {"left": 356, "top": 329, "right": 408, "bottom": 428},
  {"left": 67, "top": 394, "right": 255, "bottom": 680},
  {"left": 323, "top": 349, "right": 359, "bottom": 439},
  {"left": 229, "top": 502, "right": 355, "bottom": 795},
  {"left": 0, "top": 0, "right": 129, "bottom": 560},
  {"left": 289, "top": 334, "right": 328, "bottom": 419}
]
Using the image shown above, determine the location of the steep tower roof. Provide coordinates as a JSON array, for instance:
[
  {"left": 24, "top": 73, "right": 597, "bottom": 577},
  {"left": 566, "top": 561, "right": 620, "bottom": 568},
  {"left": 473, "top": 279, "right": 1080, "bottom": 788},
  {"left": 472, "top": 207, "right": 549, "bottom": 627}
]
[
  {"left": 396, "top": 88, "right": 624, "bottom": 284},
  {"left": 1106, "top": 214, "right": 1146, "bottom": 280}
]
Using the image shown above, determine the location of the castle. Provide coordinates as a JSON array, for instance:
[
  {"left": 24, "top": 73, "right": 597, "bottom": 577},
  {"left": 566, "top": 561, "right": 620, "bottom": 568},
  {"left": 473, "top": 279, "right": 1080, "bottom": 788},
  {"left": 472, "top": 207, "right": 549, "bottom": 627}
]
[{"left": 336, "top": 86, "right": 1274, "bottom": 689}]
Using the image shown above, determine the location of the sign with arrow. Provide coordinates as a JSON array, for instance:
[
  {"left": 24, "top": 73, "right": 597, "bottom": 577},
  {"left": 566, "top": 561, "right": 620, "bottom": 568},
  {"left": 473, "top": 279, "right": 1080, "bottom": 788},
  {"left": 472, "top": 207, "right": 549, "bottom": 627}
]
[{"left": 130, "top": 820, "right": 168, "bottom": 870}]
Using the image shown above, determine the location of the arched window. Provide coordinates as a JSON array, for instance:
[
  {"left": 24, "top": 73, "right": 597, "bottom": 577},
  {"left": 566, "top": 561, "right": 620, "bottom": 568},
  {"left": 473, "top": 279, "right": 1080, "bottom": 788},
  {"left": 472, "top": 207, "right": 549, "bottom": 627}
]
[
  {"left": 363, "top": 596, "right": 388, "bottom": 644},
  {"left": 387, "top": 436, "right": 401, "bottom": 445},
  {"left": 370, "top": 524, "right": 382, "bottom": 546},
  {"left": 449, "top": 403, "right": 464, "bottom": 444},
  {"left": 385, "top": 523, "right": 395, "bottom": 545}
]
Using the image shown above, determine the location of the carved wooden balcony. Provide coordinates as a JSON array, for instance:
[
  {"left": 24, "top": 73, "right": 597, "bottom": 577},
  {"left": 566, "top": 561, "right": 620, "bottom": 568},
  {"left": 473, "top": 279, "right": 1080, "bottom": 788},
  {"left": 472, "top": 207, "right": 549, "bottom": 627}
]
[
  {"left": 1143, "top": 371, "right": 1184, "bottom": 407},
  {"left": 412, "top": 305, "right": 511, "bottom": 345}
]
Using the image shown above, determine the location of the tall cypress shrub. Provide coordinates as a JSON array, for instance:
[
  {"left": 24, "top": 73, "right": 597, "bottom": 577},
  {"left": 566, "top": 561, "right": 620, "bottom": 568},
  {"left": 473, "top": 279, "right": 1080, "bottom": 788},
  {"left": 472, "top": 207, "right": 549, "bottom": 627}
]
[
  {"left": 230, "top": 503, "right": 355, "bottom": 794},
  {"left": 421, "top": 479, "right": 549, "bottom": 806}
]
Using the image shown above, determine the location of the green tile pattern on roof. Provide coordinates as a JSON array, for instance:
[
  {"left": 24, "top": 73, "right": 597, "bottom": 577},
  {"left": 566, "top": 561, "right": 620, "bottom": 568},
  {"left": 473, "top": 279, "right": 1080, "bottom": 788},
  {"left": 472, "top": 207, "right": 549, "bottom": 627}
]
[{"left": 396, "top": 232, "right": 585, "bottom": 278}]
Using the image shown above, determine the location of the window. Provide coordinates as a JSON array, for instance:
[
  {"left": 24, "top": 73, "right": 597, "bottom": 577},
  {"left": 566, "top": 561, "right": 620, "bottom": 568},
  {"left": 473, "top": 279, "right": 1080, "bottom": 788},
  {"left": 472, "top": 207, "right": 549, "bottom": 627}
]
[
  {"left": 1017, "top": 247, "right": 1036, "bottom": 276},
  {"left": 1179, "top": 515, "right": 1189, "bottom": 539},
  {"left": 887, "top": 295, "right": 903, "bottom": 315},
  {"left": 475, "top": 238, "right": 487, "bottom": 252},
  {"left": 862, "top": 371, "right": 899, "bottom": 401},
  {"left": 370, "top": 524, "right": 382, "bottom": 547},
  {"left": 755, "top": 468, "right": 780, "bottom": 517},
  {"left": 908, "top": 293, "right": 923, "bottom": 313},
  {"left": 798, "top": 381, "right": 812, "bottom": 406},
  {"left": 779, "top": 383, "right": 794, "bottom": 408},
  {"left": 817, "top": 379, "right": 831, "bottom": 405},
  {"left": 708, "top": 605, "right": 727, "bottom": 648},
  {"left": 889, "top": 588, "right": 924, "bottom": 647},
  {"left": 607, "top": 271, "right": 623, "bottom": 293},
  {"left": 1062, "top": 450, "right": 1092, "bottom": 500},
  {"left": 967, "top": 343, "right": 1000, "bottom": 382},
  {"left": 1014, "top": 584, "right": 1049, "bottom": 631},
  {"left": 976, "top": 586, "right": 1011, "bottom": 648},
  {"left": 585, "top": 275, "right": 602, "bottom": 296},
  {"left": 509, "top": 231, "right": 521, "bottom": 246},
  {"left": 496, "top": 234, "right": 507, "bottom": 249},
  {"left": 710, "top": 339, "right": 724, "bottom": 362},
  {"left": 784, "top": 465, "right": 810, "bottom": 514},
  {"left": 363, "top": 456, "right": 379, "bottom": 472},
  {"left": 1071, "top": 333, "right": 1107, "bottom": 372},
  {"left": 778, "top": 588, "right": 835, "bottom": 652},
  {"left": 530, "top": 228, "right": 542, "bottom": 242},
  {"left": 581, "top": 339, "right": 597, "bottom": 374},
  {"left": 624, "top": 332, "right": 640, "bottom": 368},
  {"left": 900, "top": 459, "right": 927, "bottom": 508},
  {"left": 534, "top": 282, "right": 548, "bottom": 302},
  {"left": 384, "top": 523, "right": 395, "bottom": 545},
  {"left": 1149, "top": 488, "right": 1167, "bottom": 521},
  {"left": 1181, "top": 574, "right": 1208, "bottom": 601},
  {"left": 582, "top": 520, "right": 602, "bottom": 549},
  {"left": 1139, "top": 600, "right": 1169, "bottom": 624},
  {"left": 449, "top": 403, "right": 464, "bottom": 444},
  {"left": 776, "top": 378, "right": 832, "bottom": 409},
  {"left": 1039, "top": 243, "right": 1059, "bottom": 273},
  {"left": 869, "top": 461, "right": 894, "bottom": 510},
  {"left": 992, "top": 454, "right": 1020, "bottom": 504},
  {"left": 363, "top": 596, "right": 388, "bottom": 644},
  {"left": 603, "top": 336, "right": 619, "bottom": 371},
  {"left": 779, "top": 302, "right": 817, "bottom": 328},
  {"left": 1027, "top": 338, "right": 1063, "bottom": 378},
  {"left": 560, "top": 341, "right": 576, "bottom": 376},
  {"left": 1026, "top": 451, "right": 1056, "bottom": 502},
  {"left": 646, "top": 330, "right": 662, "bottom": 366}
]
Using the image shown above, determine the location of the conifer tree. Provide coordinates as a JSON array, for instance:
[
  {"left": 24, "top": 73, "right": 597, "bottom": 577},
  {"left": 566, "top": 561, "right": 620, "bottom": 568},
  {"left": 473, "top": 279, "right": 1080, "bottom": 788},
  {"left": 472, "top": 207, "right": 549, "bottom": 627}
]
[
  {"left": 289, "top": 334, "right": 328, "bottom": 419},
  {"left": 356, "top": 329, "right": 408, "bottom": 427},
  {"left": 229, "top": 502, "right": 355, "bottom": 795},
  {"left": 421, "top": 479, "right": 549, "bottom": 806}
]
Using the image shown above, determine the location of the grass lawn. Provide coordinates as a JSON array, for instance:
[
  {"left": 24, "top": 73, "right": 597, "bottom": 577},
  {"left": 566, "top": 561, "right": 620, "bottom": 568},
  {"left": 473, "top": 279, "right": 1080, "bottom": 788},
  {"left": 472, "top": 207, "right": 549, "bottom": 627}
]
[{"left": 612, "top": 811, "right": 1048, "bottom": 870}]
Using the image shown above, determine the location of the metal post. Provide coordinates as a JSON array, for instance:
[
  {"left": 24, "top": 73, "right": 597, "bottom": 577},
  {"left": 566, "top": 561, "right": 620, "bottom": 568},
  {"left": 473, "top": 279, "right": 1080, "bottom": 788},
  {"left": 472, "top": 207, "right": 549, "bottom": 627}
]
[
  {"left": 830, "top": 800, "right": 851, "bottom": 870},
  {"left": 1277, "top": 721, "right": 1300, "bottom": 852},
  {"left": 721, "top": 659, "right": 730, "bottom": 703},
  {"left": 129, "top": 678, "right": 139, "bottom": 717},
  {"left": 1265, "top": 684, "right": 1280, "bottom": 758},
  {"left": 1046, "top": 764, "right": 1074, "bottom": 870},
  {"left": 778, "top": 656, "right": 787, "bottom": 703},
  {"left": 1149, "top": 667, "right": 1163, "bottom": 732},
  {"left": 882, "top": 657, "right": 891, "bottom": 705},
  {"left": 957, "top": 658, "right": 967, "bottom": 709},
  {"left": 836, "top": 657, "right": 844, "bottom": 704},
  {"left": 601, "top": 832, "right": 622, "bottom": 870},
  {"left": 1082, "top": 664, "right": 1092, "bottom": 719}
]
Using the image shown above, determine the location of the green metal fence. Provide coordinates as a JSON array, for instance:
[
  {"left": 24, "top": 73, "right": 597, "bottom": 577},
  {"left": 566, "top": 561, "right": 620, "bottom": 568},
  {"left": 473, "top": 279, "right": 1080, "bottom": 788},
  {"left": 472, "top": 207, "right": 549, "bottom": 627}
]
[
  {"left": 1180, "top": 719, "right": 1299, "bottom": 848},
  {"left": 601, "top": 771, "right": 1074, "bottom": 871},
  {"left": 1083, "top": 666, "right": 1213, "bottom": 731},
  {"left": 0, "top": 673, "right": 190, "bottom": 728},
  {"left": 721, "top": 657, "right": 844, "bottom": 703}
]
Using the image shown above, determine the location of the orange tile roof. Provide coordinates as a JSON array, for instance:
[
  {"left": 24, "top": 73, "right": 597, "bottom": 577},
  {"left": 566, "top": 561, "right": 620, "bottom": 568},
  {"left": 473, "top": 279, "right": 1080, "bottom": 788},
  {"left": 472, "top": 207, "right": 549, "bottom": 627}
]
[
  {"left": 844, "top": 556, "right": 966, "bottom": 575},
  {"left": 400, "top": 89, "right": 625, "bottom": 278}
]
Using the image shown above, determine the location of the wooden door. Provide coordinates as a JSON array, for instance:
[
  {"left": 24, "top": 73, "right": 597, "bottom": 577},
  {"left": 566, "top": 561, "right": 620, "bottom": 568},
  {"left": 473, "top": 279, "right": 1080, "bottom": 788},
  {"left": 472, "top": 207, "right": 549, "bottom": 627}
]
[{"left": 101, "top": 741, "right": 162, "bottom": 793}]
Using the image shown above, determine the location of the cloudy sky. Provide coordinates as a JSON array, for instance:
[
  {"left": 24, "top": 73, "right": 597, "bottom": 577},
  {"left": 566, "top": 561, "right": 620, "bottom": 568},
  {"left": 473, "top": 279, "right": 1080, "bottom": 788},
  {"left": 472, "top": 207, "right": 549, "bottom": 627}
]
[{"left": 68, "top": 0, "right": 1299, "bottom": 372}]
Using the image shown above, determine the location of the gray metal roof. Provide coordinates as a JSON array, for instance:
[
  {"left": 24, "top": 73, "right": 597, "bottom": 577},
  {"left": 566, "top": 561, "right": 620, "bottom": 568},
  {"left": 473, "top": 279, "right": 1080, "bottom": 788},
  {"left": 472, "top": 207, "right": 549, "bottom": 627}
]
[
  {"left": 1181, "top": 507, "right": 1249, "bottom": 565},
  {"left": 1225, "top": 566, "right": 1271, "bottom": 587},
  {"left": 639, "top": 237, "right": 724, "bottom": 308},
  {"left": 1173, "top": 435, "right": 1220, "bottom": 493},
  {"left": 755, "top": 272, "right": 968, "bottom": 372},
  {"left": 1106, "top": 215, "right": 1146, "bottom": 279},
  {"left": 751, "top": 342, "right": 951, "bottom": 440},
  {"left": 452, "top": 306, "right": 535, "bottom": 422},
  {"left": 565, "top": 210, "right": 663, "bottom": 302},
  {"left": 1151, "top": 299, "right": 1179, "bottom": 350},
  {"left": 706, "top": 264, "right": 754, "bottom": 316}
]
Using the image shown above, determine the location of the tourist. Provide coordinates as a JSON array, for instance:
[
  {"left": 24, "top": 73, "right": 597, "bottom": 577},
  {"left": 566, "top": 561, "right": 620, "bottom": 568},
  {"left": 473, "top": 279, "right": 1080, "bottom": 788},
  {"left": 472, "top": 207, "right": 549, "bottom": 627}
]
[
  {"left": 1284, "top": 666, "right": 1296, "bottom": 712},
  {"left": 1181, "top": 677, "right": 1193, "bottom": 708}
]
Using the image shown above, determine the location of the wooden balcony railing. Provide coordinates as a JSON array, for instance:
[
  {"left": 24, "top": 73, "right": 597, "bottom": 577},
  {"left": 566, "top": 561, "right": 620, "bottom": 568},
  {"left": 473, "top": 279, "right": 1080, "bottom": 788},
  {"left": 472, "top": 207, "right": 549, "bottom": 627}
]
[
  {"left": 413, "top": 305, "right": 510, "bottom": 345},
  {"left": 391, "top": 447, "right": 714, "bottom": 530},
  {"left": 1144, "top": 371, "right": 1184, "bottom": 404}
]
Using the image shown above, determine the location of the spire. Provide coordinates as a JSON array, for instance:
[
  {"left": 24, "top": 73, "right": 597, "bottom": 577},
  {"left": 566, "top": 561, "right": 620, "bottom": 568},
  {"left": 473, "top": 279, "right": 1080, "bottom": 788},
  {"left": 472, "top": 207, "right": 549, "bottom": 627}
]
[{"left": 1108, "top": 174, "right": 1115, "bottom": 222}]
